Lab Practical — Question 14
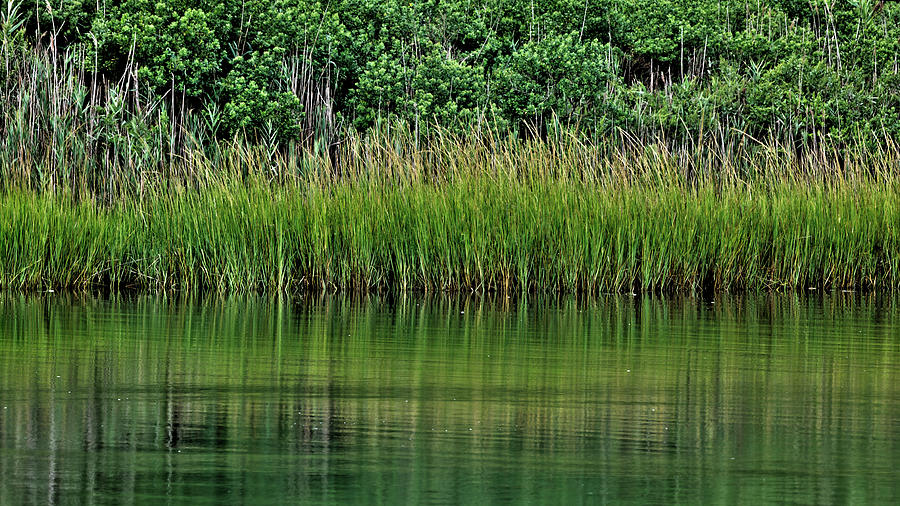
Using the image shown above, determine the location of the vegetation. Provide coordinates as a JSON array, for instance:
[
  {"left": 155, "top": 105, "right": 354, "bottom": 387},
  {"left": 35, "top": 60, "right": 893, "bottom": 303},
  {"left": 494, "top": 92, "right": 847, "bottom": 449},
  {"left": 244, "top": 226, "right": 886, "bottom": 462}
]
[
  {"left": 1, "top": 131, "right": 898, "bottom": 293},
  {"left": 0, "top": 1, "right": 899, "bottom": 294},
  {"left": 2, "top": 0, "right": 900, "bottom": 173}
]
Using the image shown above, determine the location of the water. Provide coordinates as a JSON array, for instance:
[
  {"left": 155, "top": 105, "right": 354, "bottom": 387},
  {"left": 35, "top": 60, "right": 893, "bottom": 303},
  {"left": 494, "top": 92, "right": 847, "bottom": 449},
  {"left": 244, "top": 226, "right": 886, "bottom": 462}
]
[{"left": 0, "top": 294, "right": 897, "bottom": 505}]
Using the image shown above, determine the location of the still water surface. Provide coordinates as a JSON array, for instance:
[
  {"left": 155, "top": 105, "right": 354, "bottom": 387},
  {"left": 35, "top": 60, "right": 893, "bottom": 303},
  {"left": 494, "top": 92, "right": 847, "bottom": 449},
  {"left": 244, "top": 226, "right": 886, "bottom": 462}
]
[{"left": 0, "top": 294, "right": 897, "bottom": 504}]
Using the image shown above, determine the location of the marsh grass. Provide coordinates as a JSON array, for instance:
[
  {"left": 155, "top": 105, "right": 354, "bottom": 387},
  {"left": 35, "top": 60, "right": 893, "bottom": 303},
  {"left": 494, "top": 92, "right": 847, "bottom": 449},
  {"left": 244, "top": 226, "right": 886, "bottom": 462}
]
[
  {"left": 1, "top": 38, "right": 899, "bottom": 294},
  {"left": 1, "top": 132, "right": 898, "bottom": 294}
]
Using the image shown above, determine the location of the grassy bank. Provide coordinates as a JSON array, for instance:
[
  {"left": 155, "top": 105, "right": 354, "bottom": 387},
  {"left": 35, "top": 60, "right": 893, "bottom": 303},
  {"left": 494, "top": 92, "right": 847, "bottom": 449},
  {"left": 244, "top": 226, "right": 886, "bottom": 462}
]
[
  {"left": 1, "top": 4, "right": 898, "bottom": 295},
  {"left": 2, "top": 134, "right": 898, "bottom": 294},
  {"left": 2, "top": 37, "right": 898, "bottom": 294}
]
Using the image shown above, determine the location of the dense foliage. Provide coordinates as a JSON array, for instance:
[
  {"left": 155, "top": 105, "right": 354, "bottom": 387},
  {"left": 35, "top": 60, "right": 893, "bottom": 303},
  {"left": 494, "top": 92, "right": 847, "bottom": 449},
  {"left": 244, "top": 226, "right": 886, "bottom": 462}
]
[{"left": 8, "top": 0, "right": 900, "bottom": 144}]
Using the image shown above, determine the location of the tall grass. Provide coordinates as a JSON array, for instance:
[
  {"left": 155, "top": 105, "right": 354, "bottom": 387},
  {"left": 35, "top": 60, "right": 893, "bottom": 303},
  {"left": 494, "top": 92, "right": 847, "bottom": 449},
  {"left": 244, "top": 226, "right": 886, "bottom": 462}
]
[
  {"left": 2, "top": 136, "right": 898, "bottom": 293},
  {"left": 1, "top": 30, "right": 899, "bottom": 294}
]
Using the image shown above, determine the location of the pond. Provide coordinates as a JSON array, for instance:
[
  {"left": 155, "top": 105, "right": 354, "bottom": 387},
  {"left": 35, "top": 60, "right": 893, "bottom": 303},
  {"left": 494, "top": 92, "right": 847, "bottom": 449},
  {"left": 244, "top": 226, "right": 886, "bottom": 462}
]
[{"left": 0, "top": 294, "right": 897, "bottom": 504}]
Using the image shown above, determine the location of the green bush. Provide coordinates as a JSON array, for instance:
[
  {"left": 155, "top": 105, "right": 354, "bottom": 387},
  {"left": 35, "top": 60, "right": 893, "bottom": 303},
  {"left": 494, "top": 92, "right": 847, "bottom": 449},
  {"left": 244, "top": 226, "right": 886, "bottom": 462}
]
[
  {"left": 495, "top": 33, "right": 622, "bottom": 130},
  {"left": 349, "top": 40, "right": 487, "bottom": 130},
  {"left": 220, "top": 48, "right": 303, "bottom": 139},
  {"left": 6, "top": 0, "right": 900, "bottom": 145},
  {"left": 91, "top": 0, "right": 226, "bottom": 95}
]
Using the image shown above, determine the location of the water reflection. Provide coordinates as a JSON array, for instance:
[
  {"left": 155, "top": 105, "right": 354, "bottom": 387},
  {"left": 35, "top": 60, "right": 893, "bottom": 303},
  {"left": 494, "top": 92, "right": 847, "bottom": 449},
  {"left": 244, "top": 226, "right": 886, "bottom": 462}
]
[{"left": 0, "top": 293, "right": 897, "bottom": 504}]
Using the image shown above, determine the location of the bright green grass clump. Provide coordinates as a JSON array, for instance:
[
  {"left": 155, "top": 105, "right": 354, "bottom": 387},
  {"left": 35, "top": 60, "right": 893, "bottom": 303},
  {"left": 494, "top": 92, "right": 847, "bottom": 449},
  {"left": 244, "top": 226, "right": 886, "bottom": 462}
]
[{"left": 2, "top": 160, "right": 898, "bottom": 293}]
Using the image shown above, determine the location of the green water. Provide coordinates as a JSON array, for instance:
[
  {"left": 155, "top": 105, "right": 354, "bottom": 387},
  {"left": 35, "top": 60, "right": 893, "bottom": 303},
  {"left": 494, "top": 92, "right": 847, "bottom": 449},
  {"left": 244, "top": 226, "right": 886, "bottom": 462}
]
[{"left": 0, "top": 294, "right": 897, "bottom": 505}]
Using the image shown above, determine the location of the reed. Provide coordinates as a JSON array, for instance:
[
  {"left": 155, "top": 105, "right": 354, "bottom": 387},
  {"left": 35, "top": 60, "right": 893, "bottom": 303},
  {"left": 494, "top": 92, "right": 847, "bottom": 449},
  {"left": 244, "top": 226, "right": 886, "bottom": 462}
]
[
  {"left": 2, "top": 133, "right": 898, "bottom": 294},
  {"left": 2, "top": 34, "right": 899, "bottom": 294}
]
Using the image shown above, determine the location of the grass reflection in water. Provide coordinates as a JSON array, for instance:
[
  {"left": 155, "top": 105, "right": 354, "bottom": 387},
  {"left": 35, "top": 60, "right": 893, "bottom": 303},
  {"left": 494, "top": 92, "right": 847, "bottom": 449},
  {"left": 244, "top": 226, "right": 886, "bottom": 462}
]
[{"left": 0, "top": 293, "right": 897, "bottom": 504}]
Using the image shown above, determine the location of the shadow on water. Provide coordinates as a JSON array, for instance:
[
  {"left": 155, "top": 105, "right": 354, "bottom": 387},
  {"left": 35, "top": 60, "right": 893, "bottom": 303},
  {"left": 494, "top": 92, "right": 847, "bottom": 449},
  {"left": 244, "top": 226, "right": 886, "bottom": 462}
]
[{"left": 0, "top": 292, "right": 897, "bottom": 504}]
